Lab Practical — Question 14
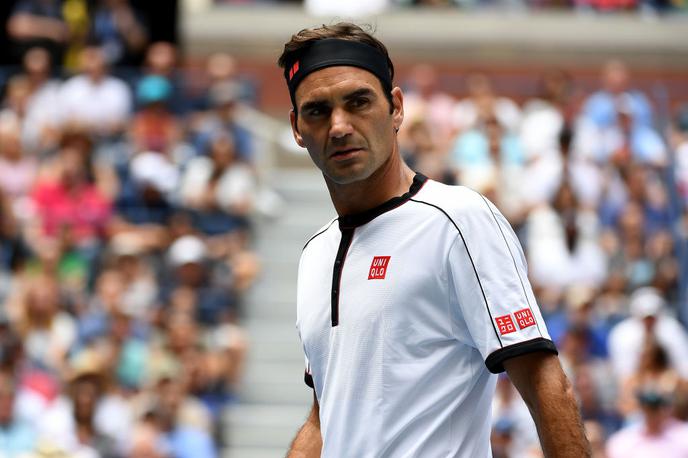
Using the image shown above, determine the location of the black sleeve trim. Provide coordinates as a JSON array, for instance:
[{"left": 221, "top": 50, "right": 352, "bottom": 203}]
[
  {"left": 304, "top": 370, "right": 314, "bottom": 388},
  {"left": 485, "top": 338, "right": 558, "bottom": 374}
]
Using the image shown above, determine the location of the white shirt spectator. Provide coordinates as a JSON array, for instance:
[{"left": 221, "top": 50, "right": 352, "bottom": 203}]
[
  {"left": 180, "top": 156, "right": 256, "bottom": 213},
  {"left": 58, "top": 74, "right": 131, "bottom": 133},
  {"left": 526, "top": 206, "right": 607, "bottom": 289}
]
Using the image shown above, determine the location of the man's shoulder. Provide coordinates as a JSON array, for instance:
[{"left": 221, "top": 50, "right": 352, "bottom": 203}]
[{"left": 412, "top": 179, "right": 496, "bottom": 223}]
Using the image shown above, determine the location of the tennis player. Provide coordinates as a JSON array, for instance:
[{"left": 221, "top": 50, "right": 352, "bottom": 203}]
[{"left": 279, "top": 22, "right": 590, "bottom": 458}]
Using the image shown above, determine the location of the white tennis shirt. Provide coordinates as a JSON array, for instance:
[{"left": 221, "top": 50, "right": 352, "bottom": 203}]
[{"left": 296, "top": 174, "right": 556, "bottom": 457}]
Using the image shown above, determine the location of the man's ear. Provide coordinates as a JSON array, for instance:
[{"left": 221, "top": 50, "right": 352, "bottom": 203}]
[
  {"left": 290, "top": 109, "right": 305, "bottom": 148},
  {"left": 391, "top": 87, "right": 404, "bottom": 133}
]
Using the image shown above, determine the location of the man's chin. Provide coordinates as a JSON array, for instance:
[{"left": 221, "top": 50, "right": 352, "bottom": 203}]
[{"left": 322, "top": 166, "right": 374, "bottom": 186}]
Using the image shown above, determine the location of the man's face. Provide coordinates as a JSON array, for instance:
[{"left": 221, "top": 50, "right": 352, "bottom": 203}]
[{"left": 290, "top": 66, "right": 403, "bottom": 185}]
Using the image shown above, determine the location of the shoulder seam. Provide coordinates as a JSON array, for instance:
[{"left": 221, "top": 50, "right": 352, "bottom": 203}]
[
  {"left": 409, "top": 198, "right": 502, "bottom": 347},
  {"left": 302, "top": 218, "right": 338, "bottom": 251}
]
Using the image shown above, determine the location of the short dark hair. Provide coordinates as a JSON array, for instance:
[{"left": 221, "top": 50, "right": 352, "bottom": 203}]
[{"left": 278, "top": 22, "right": 395, "bottom": 111}]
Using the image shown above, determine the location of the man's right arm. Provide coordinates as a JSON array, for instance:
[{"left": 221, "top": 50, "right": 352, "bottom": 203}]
[{"left": 286, "top": 393, "right": 322, "bottom": 458}]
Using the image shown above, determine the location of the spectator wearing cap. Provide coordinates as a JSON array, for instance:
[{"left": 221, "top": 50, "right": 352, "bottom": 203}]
[
  {"left": 58, "top": 46, "right": 132, "bottom": 137},
  {"left": 142, "top": 42, "right": 191, "bottom": 116},
  {"left": 130, "top": 75, "right": 182, "bottom": 156},
  {"left": 163, "top": 235, "right": 239, "bottom": 326},
  {"left": 617, "top": 336, "right": 687, "bottom": 423},
  {"left": 607, "top": 386, "right": 688, "bottom": 458},
  {"left": 33, "top": 349, "right": 119, "bottom": 457},
  {"left": 110, "top": 151, "right": 179, "bottom": 252},
  {"left": 106, "top": 233, "right": 159, "bottom": 319},
  {"left": 608, "top": 287, "right": 688, "bottom": 382}
]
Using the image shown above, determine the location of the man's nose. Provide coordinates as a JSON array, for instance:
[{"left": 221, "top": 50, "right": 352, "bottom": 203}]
[{"left": 329, "top": 107, "right": 354, "bottom": 140}]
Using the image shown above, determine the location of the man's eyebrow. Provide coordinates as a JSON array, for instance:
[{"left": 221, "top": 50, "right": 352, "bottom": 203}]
[
  {"left": 299, "top": 88, "right": 376, "bottom": 112},
  {"left": 300, "top": 99, "right": 329, "bottom": 112},
  {"left": 343, "top": 88, "right": 376, "bottom": 101}
]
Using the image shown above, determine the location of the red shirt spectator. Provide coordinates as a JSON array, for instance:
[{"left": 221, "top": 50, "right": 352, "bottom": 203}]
[{"left": 31, "top": 147, "right": 111, "bottom": 245}]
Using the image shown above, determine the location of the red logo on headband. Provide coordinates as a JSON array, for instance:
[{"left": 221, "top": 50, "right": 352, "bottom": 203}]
[{"left": 289, "top": 61, "right": 300, "bottom": 81}]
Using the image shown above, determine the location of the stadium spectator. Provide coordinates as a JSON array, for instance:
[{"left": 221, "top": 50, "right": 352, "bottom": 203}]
[
  {"left": 7, "top": 274, "right": 76, "bottom": 374},
  {"left": 491, "top": 375, "right": 540, "bottom": 458},
  {"left": 58, "top": 46, "right": 132, "bottom": 137},
  {"left": 453, "top": 73, "right": 521, "bottom": 134},
  {"left": 576, "top": 94, "right": 667, "bottom": 167},
  {"left": 17, "top": 47, "right": 61, "bottom": 153},
  {"left": 142, "top": 41, "right": 191, "bottom": 115},
  {"left": 450, "top": 114, "right": 527, "bottom": 223},
  {"left": 671, "top": 105, "right": 688, "bottom": 206},
  {"left": 193, "top": 80, "right": 255, "bottom": 163},
  {"left": 526, "top": 180, "right": 607, "bottom": 289},
  {"left": 581, "top": 59, "right": 653, "bottom": 129},
  {"left": 401, "top": 64, "right": 456, "bottom": 154},
  {"left": 607, "top": 386, "right": 688, "bottom": 457},
  {"left": 110, "top": 151, "right": 179, "bottom": 252},
  {"left": 608, "top": 287, "right": 688, "bottom": 381},
  {"left": 163, "top": 235, "right": 239, "bottom": 326},
  {"left": 90, "top": 0, "right": 149, "bottom": 67},
  {"left": 181, "top": 130, "right": 256, "bottom": 236},
  {"left": 617, "top": 335, "right": 688, "bottom": 422},
  {"left": 0, "top": 113, "right": 37, "bottom": 218},
  {"left": 131, "top": 75, "right": 182, "bottom": 156},
  {"left": 0, "top": 371, "right": 37, "bottom": 456},
  {"left": 6, "top": 0, "right": 67, "bottom": 65},
  {"left": 401, "top": 118, "right": 456, "bottom": 184},
  {"left": 28, "top": 137, "right": 112, "bottom": 251}
]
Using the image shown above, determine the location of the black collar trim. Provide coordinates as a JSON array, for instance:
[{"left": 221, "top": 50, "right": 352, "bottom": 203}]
[{"left": 338, "top": 173, "right": 428, "bottom": 229}]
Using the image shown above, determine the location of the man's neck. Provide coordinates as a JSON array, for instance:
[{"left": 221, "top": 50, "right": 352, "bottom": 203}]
[{"left": 326, "top": 153, "right": 415, "bottom": 216}]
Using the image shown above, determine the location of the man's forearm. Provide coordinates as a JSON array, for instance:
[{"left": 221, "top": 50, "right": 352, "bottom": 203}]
[
  {"left": 528, "top": 370, "right": 590, "bottom": 457},
  {"left": 287, "top": 397, "right": 322, "bottom": 458},
  {"left": 506, "top": 353, "right": 591, "bottom": 458}
]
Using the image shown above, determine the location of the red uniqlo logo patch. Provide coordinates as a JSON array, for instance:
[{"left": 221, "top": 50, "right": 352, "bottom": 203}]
[
  {"left": 368, "top": 256, "right": 391, "bottom": 280},
  {"left": 514, "top": 308, "right": 536, "bottom": 330},
  {"left": 495, "top": 314, "right": 516, "bottom": 335},
  {"left": 289, "top": 61, "right": 300, "bottom": 80}
]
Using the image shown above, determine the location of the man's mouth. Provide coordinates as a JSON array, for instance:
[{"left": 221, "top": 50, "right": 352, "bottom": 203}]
[{"left": 330, "top": 148, "right": 362, "bottom": 159}]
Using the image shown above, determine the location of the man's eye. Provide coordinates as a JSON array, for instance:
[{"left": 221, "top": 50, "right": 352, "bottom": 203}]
[
  {"left": 352, "top": 98, "right": 369, "bottom": 108},
  {"left": 306, "top": 107, "right": 327, "bottom": 117}
]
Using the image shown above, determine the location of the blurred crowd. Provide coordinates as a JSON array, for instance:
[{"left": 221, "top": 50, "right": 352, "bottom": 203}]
[
  {"left": 215, "top": 0, "right": 688, "bottom": 14},
  {"left": 399, "top": 61, "right": 688, "bottom": 457},
  {"left": 0, "top": 1, "right": 268, "bottom": 457}
]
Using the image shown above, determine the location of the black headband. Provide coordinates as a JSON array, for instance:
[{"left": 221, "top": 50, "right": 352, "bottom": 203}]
[{"left": 284, "top": 38, "right": 393, "bottom": 109}]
